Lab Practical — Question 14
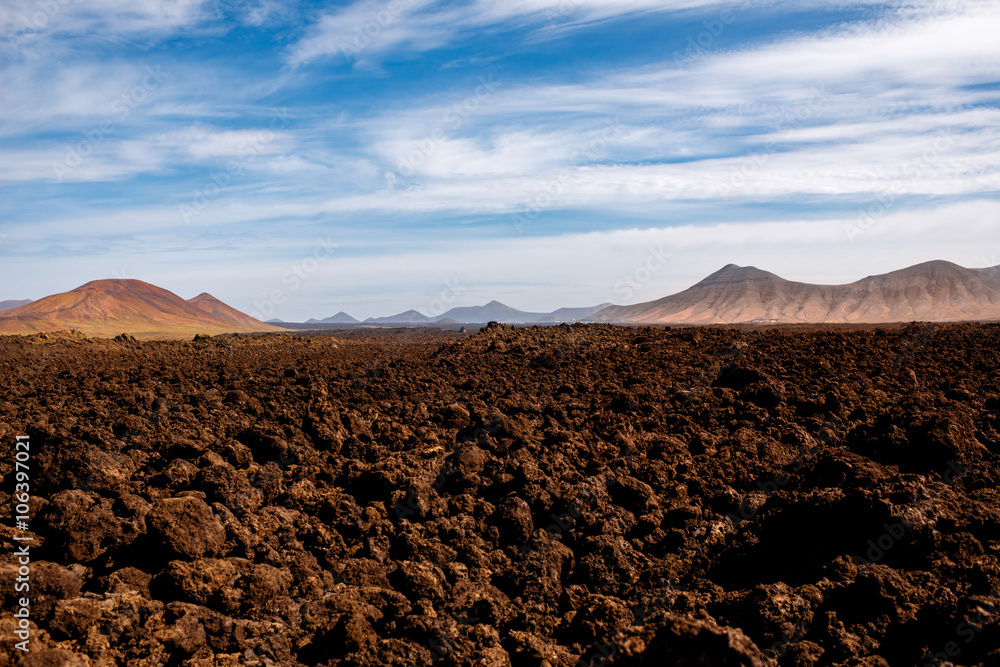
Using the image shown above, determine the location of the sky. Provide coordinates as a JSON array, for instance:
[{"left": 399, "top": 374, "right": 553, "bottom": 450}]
[{"left": 0, "top": 0, "right": 998, "bottom": 321}]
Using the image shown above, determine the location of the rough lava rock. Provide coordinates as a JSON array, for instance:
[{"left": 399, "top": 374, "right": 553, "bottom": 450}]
[{"left": 1, "top": 324, "right": 999, "bottom": 666}]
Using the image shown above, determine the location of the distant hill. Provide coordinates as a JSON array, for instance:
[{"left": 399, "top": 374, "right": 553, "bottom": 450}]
[
  {"left": 314, "top": 311, "right": 360, "bottom": 324},
  {"left": 364, "top": 310, "right": 433, "bottom": 324},
  {"left": 433, "top": 300, "right": 611, "bottom": 324},
  {"left": 347, "top": 300, "right": 613, "bottom": 324},
  {"left": 532, "top": 304, "right": 612, "bottom": 323},
  {"left": 0, "top": 280, "right": 284, "bottom": 339},
  {"left": 587, "top": 261, "right": 1000, "bottom": 324},
  {"left": 434, "top": 300, "right": 544, "bottom": 323},
  {"left": 0, "top": 299, "right": 31, "bottom": 311}
]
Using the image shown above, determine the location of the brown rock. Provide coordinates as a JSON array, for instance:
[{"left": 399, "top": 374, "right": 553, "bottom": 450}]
[
  {"left": 50, "top": 597, "right": 102, "bottom": 639},
  {"left": 601, "top": 613, "right": 771, "bottom": 666},
  {"left": 146, "top": 496, "right": 226, "bottom": 559},
  {"left": 497, "top": 497, "right": 534, "bottom": 545},
  {"left": 28, "top": 561, "right": 85, "bottom": 621},
  {"left": 37, "top": 489, "right": 120, "bottom": 562}
]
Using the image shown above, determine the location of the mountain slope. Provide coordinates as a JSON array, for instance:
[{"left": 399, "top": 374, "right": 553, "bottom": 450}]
[
  {"left": 0, "top": 280, "right": 283, "bottom": 338},
  {"left": 303, "top": 302, "right": 614, "bottom": 325},
  {"left": 365, "top": 310, "right": 433, "bottom": 324},
  {"left": 0, "top": 299, "right": 31, "bottom": 311},
  {"left": 531, "top": 303, "right": 613, "bottom": 323},
  {"left": 977, "top": 265, "right": 1000, "bottom": 281},
  {"left": 433, "top": 300, "right": 545, "bottom": 323},
  {"left": 188, "top": 292, "right": 270, "bottom": 328},
  {"left": 430, "top": 301, "right": 613, "bottom": 323},
  {"left": 588, "top": 261, "right": 1000, "bottom": 324},
  {"left": 317, "top": 312, "right": 360, "bottom": 324}
]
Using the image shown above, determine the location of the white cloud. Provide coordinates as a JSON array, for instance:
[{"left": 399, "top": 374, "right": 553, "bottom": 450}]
[
  {"left": 287, "top": 0, "right": 451, "bottom": 68},
  {"left": 286, "top": 0, "right": 891, "bottom": 67},
  {"left": 5, "top": 198, "right": 995, "bottom": 320},
  {"left": 242, "top": 198, "right": 1000, "bottom": 318},
  {"left": 1, "top": 0, "right": 209, "bottom": 44},
  {"left": 299, "top": 0, "right": 998, "bottom": 214},
  {"left": 3, "top": 0, "right": 998, "bottom": 318},
  {"left": 0, "top": 122, "right": 297, "bottom": 184},
  {"left": 0, "top": 62, "right": 169, "bottom": 133}
]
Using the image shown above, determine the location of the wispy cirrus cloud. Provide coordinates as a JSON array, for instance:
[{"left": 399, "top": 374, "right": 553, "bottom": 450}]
[
  {"left": 313, "top": 0, "right": 999, "bottom": 215},
  {"left": 285, "top": 0, "right": 881, "bottom": 67},
  {"left": 1, "top": 0, "right": 212, "bottom": 56}
]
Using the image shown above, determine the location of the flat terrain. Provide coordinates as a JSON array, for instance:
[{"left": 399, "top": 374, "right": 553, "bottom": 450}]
[{"left": 1, "top": 323, "right": 999, "bottom": 666}]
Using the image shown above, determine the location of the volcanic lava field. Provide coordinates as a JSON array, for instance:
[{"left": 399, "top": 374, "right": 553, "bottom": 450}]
[{"left": 1, "top": 323, "right": 999, "bottom": 666}]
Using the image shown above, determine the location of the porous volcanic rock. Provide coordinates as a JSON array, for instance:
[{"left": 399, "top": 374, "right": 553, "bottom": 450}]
[{"left": 1, "top": 323, "right": 999, "bottom": 665}]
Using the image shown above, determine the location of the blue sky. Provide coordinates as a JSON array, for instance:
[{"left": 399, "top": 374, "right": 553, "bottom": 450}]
[{"left": 1, "top": 0, "right": 998, "bottom": 320}]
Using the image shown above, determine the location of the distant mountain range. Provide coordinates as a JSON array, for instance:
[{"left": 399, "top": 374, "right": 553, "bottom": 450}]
[
  {"left": 587, "top": 260, "right": 1000, "bottom": 324},
  {"left": 305, "top": 261, "right": 1000, "bottom": 325},
  {"left": 309, "top": 301, "right": 612, "bottom": 325},
  {"left": 0, "top": 280, "right": 281, "bottom": 339},
  {"left": 307, "top": 312, "right": 360, "bottom": 324},
  {"left": 2, "top": 261, "right": 998, "bottom": 338}
]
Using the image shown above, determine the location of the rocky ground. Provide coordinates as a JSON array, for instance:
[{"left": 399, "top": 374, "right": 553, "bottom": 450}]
[{"left": 1, "top": 322, "right": 999, "bottom": 666}]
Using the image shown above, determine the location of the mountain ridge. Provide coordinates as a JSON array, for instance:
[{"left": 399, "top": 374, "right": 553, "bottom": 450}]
[
  {"left": 352, "top": 301, "right": 611, "bottom": 324},
  {"left": 587, "top": 261, "right": 1000, "bottom": 324},
  {"left": 4, "top": 261, "right": 998, "bottom": 334},
  {"left": 310, "top": 311, "right": 361, "bottom": 324},
  {"left": 0, "top": 280, "right": 283, "bottom": 339}
]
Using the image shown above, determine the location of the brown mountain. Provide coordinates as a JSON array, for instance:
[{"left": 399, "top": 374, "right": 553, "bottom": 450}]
[
  {"left": 188, "top": 292, "right": 270, "bottom": 329},
  {"left": 0, "top": 299, "right": 31, "bottom": 311},
  {"left": 0, "top": 279, "right": 284, "bottom": 339},
  {"left": 978, "top": 265, "right": 1000, "bottom": 281},
  {"left": 588, "top": 260, "right": 1000, "bottom": 324}
]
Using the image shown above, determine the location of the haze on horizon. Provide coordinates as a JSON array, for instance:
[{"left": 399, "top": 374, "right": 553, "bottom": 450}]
[{"left": 1, "top": 0, "right": 998, "bottom": 321}]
